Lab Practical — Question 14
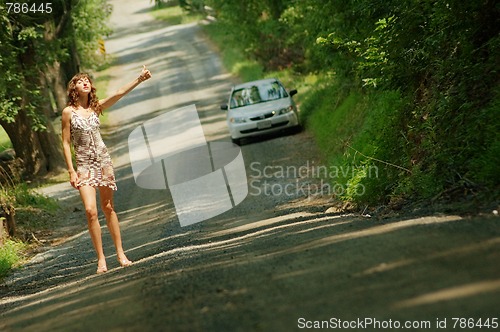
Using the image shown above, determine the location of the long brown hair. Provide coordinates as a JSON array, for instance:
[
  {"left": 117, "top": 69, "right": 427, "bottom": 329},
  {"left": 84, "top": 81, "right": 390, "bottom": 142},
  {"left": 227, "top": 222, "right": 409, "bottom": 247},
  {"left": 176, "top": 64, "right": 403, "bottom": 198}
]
[{"left": 66, "top": 73, "right": 102, "bottom": 115}]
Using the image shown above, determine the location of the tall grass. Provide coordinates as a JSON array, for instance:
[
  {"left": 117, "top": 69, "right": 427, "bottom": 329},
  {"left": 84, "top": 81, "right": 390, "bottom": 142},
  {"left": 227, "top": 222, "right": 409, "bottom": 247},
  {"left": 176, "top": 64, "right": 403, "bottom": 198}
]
[
  {"left": 0, "top": 238, "right": 27, "bottom": 279},
  {"left": 301, "top": 79, "right": 411, "bottom": 205},
  {"left": 10, "top": 183, "right": 59, "bottom": 212}
]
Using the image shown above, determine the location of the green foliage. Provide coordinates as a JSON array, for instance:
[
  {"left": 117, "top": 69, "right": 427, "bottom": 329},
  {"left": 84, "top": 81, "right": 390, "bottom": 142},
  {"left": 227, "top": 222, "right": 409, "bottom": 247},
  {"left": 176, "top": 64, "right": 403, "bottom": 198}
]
[
  {"left": 465, "top": 89, "right": 500, "bottom": 187},
  {"left": 11, "top": 183, "right": 59, "bottom": 212},
  {"left": 151, "top": 4, "right": 205, "bottom": 26},
  {"left": 0, "top": 181, "right": 58, "bottom": 213},
  {"left": 9, "top": 0, "right": 498, "bottom": 207},
  {"left": 0, "top": 238, "right": 27, "bottom": 279},
  {"left": 0, "top": 0, "right": 112, "bottom": 130},
  {"left": 301, "top": 80, "right": 411, "bottom": 204},
  {"left": 0, "top": 182, "right": 59, "bottom": 280},
  {"left": 0, "top": 128, "right": 11, "bottom": 153},
  {"left": 203, "top": 23, "right": 264, "bottom": 81},
  {"left": 178, "top": 0, "right": 205, "bottom": 12},
  {"left": 206, "top": 0, "right": 301, "bottom": 70},
  {"left": 0, "top": 10, "right": 38, "bottom": 125},
  {"left": 71, "top": 0, "right": 113, "bottom": 70},
  {"left": 175, "top": 0, "right": 500, "bottom": 205},
  {"left": 316, "top": 15, "right": 395, "bottom": 88}
]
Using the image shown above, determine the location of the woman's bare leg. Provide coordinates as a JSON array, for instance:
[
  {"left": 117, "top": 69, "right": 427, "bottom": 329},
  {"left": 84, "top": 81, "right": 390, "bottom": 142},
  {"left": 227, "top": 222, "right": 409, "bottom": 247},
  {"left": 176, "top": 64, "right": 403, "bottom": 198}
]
[
  {"left": 99, "top": 186, "right": 131, "bottom": 265},
  {"left": 79, "top": 186, "right": 107, "bottom": 272}
]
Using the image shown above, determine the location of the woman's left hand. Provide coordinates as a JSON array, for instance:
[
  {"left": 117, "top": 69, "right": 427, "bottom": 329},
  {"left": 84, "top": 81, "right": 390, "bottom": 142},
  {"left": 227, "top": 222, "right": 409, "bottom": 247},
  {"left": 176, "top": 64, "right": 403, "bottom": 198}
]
[{"left": 69, "top": 170, "right": 79, "bottom": 189}]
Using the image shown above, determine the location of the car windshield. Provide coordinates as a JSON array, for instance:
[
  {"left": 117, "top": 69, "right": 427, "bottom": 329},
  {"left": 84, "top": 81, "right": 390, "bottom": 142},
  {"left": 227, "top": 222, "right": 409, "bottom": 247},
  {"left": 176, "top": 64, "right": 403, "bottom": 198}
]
[{"left": 230, "top": 81, "right": 288, "bottom": 108}]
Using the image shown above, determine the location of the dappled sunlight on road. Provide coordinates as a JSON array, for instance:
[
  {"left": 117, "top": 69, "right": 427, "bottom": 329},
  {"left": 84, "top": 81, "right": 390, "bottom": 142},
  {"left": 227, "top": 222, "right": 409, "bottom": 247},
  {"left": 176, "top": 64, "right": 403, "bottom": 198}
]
[
  {"left": 394, "top": 279, "right": 500, "bottom": 308},
  {"left": 123, "top": 211, "right": 499, "bottom": 328},
  {"left": 1, "top": 273, "right": 144, "bottom": 331},
  {"left": 207, "top": 211, "right": 318, "bottom": 238},
  {"left": 357, "top": 237, "right": 500, "bottom": 277},
  {"left": 251, "top": 215, "right": 461, "bottom": 260},
  {"left": 117, "top": 200, "right": 174, "bottom": 227}
]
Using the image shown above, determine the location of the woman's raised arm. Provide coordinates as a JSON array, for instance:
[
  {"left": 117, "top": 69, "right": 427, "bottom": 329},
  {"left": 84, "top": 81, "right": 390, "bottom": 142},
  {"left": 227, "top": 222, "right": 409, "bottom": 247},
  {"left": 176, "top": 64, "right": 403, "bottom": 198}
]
[{"left": 99, "top": 65, "right": 152, "bottom": 111}]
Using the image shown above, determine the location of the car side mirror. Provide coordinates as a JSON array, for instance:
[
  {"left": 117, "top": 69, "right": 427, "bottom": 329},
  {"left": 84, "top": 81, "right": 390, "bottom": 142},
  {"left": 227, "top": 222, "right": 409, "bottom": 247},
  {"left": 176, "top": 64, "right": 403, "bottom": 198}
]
[
  {"left": 221, "top": 104, "right": 228, "bottom": 111},
  {"left": 289, "top": 89, "right": 298, "bottom": 97}
]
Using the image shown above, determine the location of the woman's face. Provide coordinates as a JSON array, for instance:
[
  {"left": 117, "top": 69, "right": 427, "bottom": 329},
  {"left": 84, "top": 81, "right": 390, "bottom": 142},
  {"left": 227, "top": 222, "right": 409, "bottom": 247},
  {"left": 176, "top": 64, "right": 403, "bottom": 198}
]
[{"left": 75, "top": 77, "right": 92, "bottom": 95}]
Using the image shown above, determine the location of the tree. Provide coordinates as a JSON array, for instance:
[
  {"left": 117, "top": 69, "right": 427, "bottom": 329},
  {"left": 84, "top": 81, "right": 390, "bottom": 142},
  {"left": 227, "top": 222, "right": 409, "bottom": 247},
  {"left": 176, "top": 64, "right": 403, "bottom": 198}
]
[
  {"left": 205, "top": 0, "right": 301, "bottom": 69},
  {"left": 0, "top": 0, "right": 111, "bottom": 178}
]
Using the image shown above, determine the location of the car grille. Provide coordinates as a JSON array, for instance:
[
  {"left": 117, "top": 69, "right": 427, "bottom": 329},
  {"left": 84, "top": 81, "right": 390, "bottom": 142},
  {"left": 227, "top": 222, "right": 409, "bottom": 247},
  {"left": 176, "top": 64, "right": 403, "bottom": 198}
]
[
  {"left": 249, "top": 112, "right": 274, "bottom": 121},
  {"left": 240, "top": 121, "right": 289, "bottom": 134}
]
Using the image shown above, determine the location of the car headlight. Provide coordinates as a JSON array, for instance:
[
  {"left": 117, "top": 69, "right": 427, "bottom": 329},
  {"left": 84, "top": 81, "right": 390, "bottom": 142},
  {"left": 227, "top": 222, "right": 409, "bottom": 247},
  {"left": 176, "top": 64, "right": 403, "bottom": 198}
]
[
  {"left": 278, "top": 106, "right": 294, "bottom": 115},
  {"left": 230, "top": 117, "right": 247, "bottom": 123}
]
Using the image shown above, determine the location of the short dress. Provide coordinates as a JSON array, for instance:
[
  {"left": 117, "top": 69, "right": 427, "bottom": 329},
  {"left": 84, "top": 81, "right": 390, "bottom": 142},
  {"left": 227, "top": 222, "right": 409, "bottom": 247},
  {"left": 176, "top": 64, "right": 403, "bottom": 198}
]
[{"left": 70, "top": 110, "right": 117, "bottom": 190}]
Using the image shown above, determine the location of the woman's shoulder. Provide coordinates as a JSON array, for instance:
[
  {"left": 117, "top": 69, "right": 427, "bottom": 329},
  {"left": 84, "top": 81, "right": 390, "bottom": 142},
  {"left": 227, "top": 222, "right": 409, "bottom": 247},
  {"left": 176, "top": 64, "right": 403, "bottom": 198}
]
[
  {"left": 62, "top": 106, "right": 75, "bottom": 113},
  {"left": 61, "top": 106, "right": 75, "bottom": 120}
]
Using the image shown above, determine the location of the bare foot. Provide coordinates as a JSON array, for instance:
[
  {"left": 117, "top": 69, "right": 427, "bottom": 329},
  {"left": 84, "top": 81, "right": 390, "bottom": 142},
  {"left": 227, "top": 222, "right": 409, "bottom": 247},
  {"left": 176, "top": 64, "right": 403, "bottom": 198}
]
[
  {"left": 117, "top": 256, "right": 132, "bottom": 267},
  {"left": 96, "top": 260, "right": 108, "bottom": 274}
]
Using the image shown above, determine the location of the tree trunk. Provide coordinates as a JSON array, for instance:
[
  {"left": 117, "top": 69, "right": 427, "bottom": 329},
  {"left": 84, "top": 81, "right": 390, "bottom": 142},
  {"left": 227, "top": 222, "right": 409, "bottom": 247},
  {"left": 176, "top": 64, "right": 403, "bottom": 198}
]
[
  {"left": 44, "top": 19, "right": 70, "bottom": 112},
  {"left": 1, "top": 204, "right": 16, "bottom": 238},
  {"left": 36, "top": 120, "right": 66, "bottom": 174},
  {"left": 44, "top": 61, "right": 68, "bottom": 113},
  {"left": 0, "top": 217, "right": 4, "bottom": 246},
  {"left": 0, "top": 193, "right": 16, "bottom": 239},
  {"left": 39, "top": 74, "right": 66, "bottom": 173},
  {"left": 0, "top": 107, "right": 48, "bottom": 177}
]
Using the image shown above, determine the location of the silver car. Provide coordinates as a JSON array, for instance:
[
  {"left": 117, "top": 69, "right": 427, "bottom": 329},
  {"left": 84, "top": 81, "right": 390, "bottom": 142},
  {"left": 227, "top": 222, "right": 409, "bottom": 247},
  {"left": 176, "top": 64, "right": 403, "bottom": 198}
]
[{"left": 221, "top": 78, "right": 300, "bottom": 145}]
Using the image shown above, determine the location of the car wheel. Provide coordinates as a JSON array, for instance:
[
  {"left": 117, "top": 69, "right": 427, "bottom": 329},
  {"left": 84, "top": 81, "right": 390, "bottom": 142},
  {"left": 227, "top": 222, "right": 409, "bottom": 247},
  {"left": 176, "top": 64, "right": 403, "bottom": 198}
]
[{"left": 290, "top": 124, "right": 303, "bottom": 134}]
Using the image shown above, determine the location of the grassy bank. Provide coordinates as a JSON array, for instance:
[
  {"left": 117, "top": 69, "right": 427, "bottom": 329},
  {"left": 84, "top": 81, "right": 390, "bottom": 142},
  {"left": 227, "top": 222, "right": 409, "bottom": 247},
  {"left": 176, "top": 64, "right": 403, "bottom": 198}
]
[
  {"left": 199, "top": 17, "right": 408, "bottom": 207},
  {"left": 301, "top": 83, "right": 407, "bottom": 203},
  {"left": 0, "top": 183, "right": 59, "bottom": 280},
  {"left": 154, "top": 4, "right": 499, "bottom": 212},
  {"left": 202, "top": 24, "right": 498, "bottom": 211}
]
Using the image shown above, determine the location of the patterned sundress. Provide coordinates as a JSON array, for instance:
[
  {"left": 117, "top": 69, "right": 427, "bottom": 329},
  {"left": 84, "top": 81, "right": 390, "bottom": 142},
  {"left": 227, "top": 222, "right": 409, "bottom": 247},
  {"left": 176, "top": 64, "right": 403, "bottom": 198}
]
[{"left": 70, "top": 110, "right": 117, "bottom": 190}]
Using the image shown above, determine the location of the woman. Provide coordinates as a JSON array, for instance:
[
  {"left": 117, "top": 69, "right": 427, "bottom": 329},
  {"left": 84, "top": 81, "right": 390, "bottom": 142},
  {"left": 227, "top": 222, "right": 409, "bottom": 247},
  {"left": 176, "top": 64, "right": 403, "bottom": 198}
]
[{"left": 61, "top": 66, "right": 152, "bottom": 274}]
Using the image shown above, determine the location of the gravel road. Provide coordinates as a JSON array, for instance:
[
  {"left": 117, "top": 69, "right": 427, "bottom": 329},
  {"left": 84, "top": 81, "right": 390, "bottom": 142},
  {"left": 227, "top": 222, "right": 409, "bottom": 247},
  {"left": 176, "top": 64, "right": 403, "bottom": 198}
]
[{"left": 1, "top": 1, "right": 499, "bottom": 331}]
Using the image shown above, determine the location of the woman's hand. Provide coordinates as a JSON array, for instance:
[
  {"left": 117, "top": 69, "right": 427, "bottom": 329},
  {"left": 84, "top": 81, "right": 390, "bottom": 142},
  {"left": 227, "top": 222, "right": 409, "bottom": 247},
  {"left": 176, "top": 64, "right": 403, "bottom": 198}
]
[
  {"left": 139, "top": 65, "right": 152, "bottom": 82},
  {"left": 69, "top": 171, "right": 79, "bottom": 189}
]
